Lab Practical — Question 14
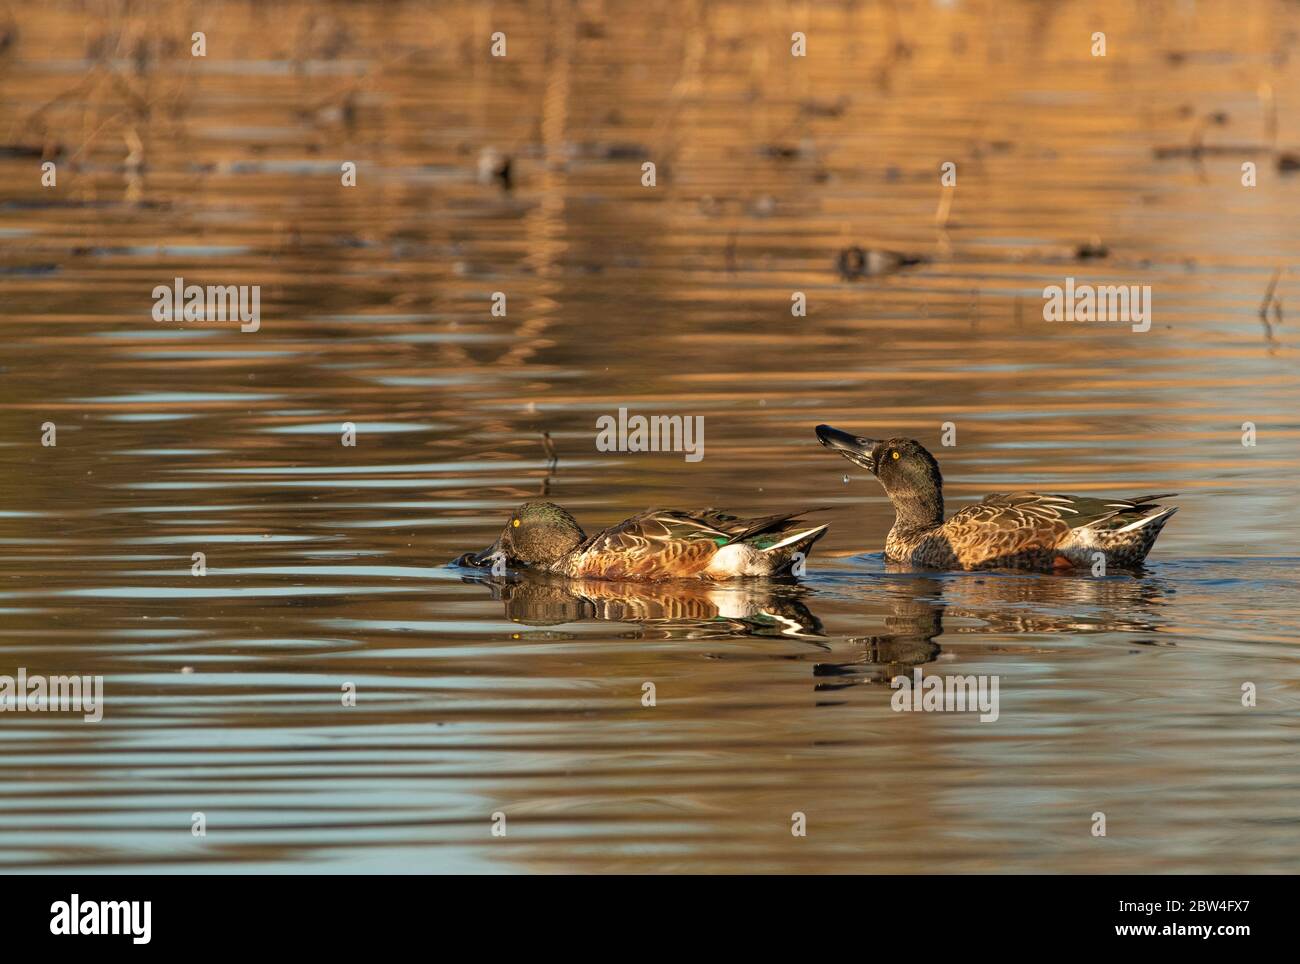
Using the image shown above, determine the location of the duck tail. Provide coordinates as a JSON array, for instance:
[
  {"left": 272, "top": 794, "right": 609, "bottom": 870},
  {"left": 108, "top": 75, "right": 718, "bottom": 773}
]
[
  {"left": 1118, "top": 493, "right": 1179, "bottom": 507},
  {"left": 1115, "top": 504, "right": 1178, "bottom": 534},
  {"left": 760, "top": 523, "right": 830, "bottom": 575},
  {"left": 723, "top": 507, "right": 831, "bottom": 547}
]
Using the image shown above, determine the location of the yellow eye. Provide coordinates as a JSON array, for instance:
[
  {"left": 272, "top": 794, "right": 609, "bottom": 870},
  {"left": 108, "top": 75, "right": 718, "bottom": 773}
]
[
  {"left": 512, "top": 519, "right": 521, "bottom": 528},
  {"left": 891, "top": 451, "right": 900, "bottom": 460}
]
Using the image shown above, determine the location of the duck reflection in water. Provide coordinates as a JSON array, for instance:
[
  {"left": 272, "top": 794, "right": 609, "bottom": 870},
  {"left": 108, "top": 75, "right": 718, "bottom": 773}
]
[
  {"left": 458, "top": 566, "right": 827, "bottom": 640},
  {"left": 813, "top": 561, "right": 1174, "bottom": 691},
  {"left": 814, "top": 575, "right": 946, "bottom": 691},
  {"left": 457, "top": 553, "right": 1173, "bottom": 687}
]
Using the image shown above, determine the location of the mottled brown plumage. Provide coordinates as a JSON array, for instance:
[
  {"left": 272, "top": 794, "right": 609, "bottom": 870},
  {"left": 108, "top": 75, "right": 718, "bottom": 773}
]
[
  {"left": 455, "top": 502, "right": 829, "bottom": 581},
  {"left": 816, "top": 425, "right": 1177, "bottom": 572}
]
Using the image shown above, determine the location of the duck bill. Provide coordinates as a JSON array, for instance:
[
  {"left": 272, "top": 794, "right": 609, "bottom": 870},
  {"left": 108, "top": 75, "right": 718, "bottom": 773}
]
[
  {"left": 815, "top": 424, "right": 880, "bottom": 473},
  {"left": 453, "top": 540, "right": 503, "bottom": 569}
]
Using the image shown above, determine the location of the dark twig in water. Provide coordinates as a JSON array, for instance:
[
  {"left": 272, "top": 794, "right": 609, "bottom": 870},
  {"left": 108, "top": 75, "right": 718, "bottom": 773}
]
[
  {"left": 539, "top": 432, "right": 558, "bottom": 496},
  {"left": 1154, "top": 142, "right": 1266, "bottom": 159},
  {"left": 1259, "top": 268, "right": 1283, "bottom": 346}
]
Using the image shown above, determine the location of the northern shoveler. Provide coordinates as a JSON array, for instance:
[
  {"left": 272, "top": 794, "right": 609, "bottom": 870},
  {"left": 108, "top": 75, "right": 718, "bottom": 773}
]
[
  {"left": 455, "top": 501, "right": 828, "bottom": 581},
  {"left": 815, "top": 425, "right": 1178, "bottom": 572}
]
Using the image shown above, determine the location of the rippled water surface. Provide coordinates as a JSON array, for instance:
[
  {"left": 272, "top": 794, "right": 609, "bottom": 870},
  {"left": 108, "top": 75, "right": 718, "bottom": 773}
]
[{"left": 2, "top": 0, "right": 1299, "bottom": 873}]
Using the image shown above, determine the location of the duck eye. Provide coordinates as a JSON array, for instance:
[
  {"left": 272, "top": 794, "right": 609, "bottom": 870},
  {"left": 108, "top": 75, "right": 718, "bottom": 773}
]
[
  {"left": 891, "top": 451, "right": 900, "bottom": 460},
  {"left": 512, "top": 519, "right": 521, "bottom": 528}
]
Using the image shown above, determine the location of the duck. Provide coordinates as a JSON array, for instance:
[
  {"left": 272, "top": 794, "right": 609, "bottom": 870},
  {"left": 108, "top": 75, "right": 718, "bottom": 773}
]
[
  {"left": 454, "top": 501, "right": 828, "bottom": 581},
  {"left": 815, "top": 425, "right": 1177, "bottom": 572}
]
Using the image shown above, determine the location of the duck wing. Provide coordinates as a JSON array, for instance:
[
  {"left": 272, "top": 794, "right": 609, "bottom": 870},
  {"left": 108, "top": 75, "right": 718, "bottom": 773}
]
[
  {"left": 692, "top": 508, "right": 829, "bottom": 547},
  {"left": 942, "top": 494, "right": 1074, "bottom": 566},
  {"left": 943, "top": 492, "right": 1179, "bottom": 568},
  {"left": 568, "top": 509, "right": 730, "bottom": 578},
  {"left": 974, "top": 491, "right": 1178, "bottom": 531},
  {"left": 567, "top": 508, "right": 828, "bottom": 579}
]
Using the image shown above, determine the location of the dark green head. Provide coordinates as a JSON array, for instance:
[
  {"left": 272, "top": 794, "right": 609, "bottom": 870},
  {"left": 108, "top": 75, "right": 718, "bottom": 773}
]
[
  {"left": 497, "top": 501, "right": 587, "bottom": 565},
  {"left": 815, "top": 425, "right": 945, "bottom": 527}
]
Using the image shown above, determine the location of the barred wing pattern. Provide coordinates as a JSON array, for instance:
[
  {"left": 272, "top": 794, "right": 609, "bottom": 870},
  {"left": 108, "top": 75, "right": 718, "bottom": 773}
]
[
  {"left": 558, "top": 510, "right": 732, "bottom": 579},
  {"left": 555, "top": 508, "right": 827, "bottom": 580},
  {"left": 933, "top": 492, "right": 1177, "bottom": 569}
]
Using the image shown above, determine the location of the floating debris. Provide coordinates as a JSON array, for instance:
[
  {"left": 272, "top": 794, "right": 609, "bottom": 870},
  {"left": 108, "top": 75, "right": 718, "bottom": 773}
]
[
  {"left": 836, "top": 245, "right": 926, "bottom": 280},
  {"left": 1277, "top": 152, "right": 1300, "bottom": 173},
  {"left": 1153, "top": 106, "right": 1251, "bottom": 162},
  {"left": 477, "top": 148, "right": 513, "bottom": 189},
  {"left": 593, "top": 142, "right": 646, "bottom": 160},
  {"left": 0, "top": 143, "right": 62, "bottom": 160},
  {"left": 759, "top": 143, "right": 803, "bottom": 160},
  {"left": 1153, "top": 142, "right": 1261, "bottom": 159},
  {"left": 800, "top": 96, "right": 850, "bottom": 118},
  {"left": 1074, "top": 238, "right": 1109, "bottom": 260},
  {"left": 1259, "top": 268, "right": 1284, "bottom": 346}
]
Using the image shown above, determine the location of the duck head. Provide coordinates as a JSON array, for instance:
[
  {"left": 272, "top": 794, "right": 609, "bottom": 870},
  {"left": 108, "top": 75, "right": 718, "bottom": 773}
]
[
  {"left": 492, "top": 500, "right": 587, "bottom": 566},
  {"left": 815, "top": 425, "right": 945, "bottom": 527}
]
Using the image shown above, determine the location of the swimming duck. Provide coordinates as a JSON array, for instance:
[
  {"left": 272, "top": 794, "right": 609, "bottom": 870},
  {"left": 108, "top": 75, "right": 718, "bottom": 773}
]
[
  {"left": 815, "top": 425, "right": 1177, "bottom": 572},
  {"left": 456, "top": 501, "right": 828, "bottom": 581}
]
